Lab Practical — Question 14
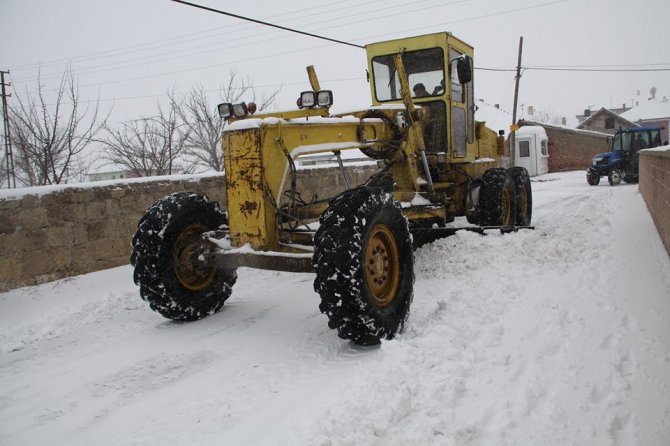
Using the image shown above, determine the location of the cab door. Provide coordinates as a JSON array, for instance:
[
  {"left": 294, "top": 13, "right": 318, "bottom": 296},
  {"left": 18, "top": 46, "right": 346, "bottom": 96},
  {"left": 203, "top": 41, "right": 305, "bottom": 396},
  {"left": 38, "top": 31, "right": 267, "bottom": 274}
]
[
  {"left": 448, "top": 47, "right": 468, "bottom": 159},
  {"left": 448, "top": 46, "right": 475, "bottom": 158}
]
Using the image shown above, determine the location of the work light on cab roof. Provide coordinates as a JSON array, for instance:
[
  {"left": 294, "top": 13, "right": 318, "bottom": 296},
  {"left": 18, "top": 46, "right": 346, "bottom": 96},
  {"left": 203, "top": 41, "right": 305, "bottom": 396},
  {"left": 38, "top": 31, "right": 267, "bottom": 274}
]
[
  {"left": 217, "top": 102, "right": 252, "bottom": 119},
  {"left": 297, "top": 90, "right": 333, "bottom": 109}
]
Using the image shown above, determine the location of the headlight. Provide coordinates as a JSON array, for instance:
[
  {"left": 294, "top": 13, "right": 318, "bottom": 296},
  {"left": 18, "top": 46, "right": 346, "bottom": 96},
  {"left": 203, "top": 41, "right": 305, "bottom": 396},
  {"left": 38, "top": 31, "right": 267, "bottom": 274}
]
[
  {"left": 299, "top": 90, "right": 333, "bottom": 109},
  {"left": 218, "top": 103, "right": 233, "bottom": 119},
  {"left": 300, "top": 91, "right": 317, "bottom": 108},
  {"left": 232, "top": 103, "right": 248, "bottom": 118},
  {"left": 316, "top": 90, "right": 333, "bottom": 107},
  {"left": 218, "top": 102, "right": 249, "bottom": 119}
]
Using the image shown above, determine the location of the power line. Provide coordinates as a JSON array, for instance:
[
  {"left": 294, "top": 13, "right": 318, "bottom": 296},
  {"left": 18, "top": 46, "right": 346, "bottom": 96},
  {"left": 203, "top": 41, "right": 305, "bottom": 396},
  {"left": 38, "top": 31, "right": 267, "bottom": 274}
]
[
  {"left": 70, "top": 60, "right": 670, "bottom": 107},
  {"left": 13, "top": 0, "right": 461, "bottom": 83},
  {"left": 50, "top": 76, "right": 366, "bottom": 106},
  {"left": 477, "top": 67, "right": 517, "bottom": 72},
  {"left": 10, "top": 0, "right": 667, "bottom": 98},
  {"left": 346, "top": 0, "right": 570, "bottom": 44},
  {"left": 527, "top": 62, "right": 670, "bottom": 68},
  {"left": 170, "top": 0, "right": 365, "bottom": 49},
  {"left": 10, "top": 0, "right": 351, "bottom": 72},
  {"left": 10, "top": 0, "right": 567, "bottom": 84},
  {"left": 477, "top": 65, "right": 670, "bottom": 73},
  {"left": 11, "top": 0, "right": 570, "bottom": 86},
  {"left": 526, "top": 66, "right": 670, "bottom": 72}
]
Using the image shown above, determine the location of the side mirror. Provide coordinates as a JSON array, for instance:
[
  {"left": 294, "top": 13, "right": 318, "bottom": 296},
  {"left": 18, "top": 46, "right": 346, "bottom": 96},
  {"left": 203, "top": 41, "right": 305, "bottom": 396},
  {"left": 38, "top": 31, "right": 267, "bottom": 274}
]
[{"left": 457, "top": 55, "right": 473, "bottom": 84}]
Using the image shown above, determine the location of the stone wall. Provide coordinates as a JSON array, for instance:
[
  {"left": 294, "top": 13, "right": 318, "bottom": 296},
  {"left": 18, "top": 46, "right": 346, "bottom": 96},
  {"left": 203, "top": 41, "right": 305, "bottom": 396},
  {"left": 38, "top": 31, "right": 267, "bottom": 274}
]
[
  {"left": 0, "top": 165, "right": 379, "bottom": 291},
  {"left": 639, "top": 148, "right": 670, "bottom": 256}
]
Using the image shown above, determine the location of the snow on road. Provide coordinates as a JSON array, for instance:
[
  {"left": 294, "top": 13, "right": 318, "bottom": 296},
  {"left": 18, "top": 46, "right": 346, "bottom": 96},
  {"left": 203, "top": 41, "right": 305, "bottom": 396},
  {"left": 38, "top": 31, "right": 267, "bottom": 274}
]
[{"left": 1, "top": 171, "right": 669, "bottom": 445}]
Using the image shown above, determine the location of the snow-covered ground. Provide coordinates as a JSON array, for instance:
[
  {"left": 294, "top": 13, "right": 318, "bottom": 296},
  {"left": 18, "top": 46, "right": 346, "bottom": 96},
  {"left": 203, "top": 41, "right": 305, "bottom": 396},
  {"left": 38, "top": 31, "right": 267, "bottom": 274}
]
[{"left": 1, "top": 171, "right": 669, "bottom": 445}]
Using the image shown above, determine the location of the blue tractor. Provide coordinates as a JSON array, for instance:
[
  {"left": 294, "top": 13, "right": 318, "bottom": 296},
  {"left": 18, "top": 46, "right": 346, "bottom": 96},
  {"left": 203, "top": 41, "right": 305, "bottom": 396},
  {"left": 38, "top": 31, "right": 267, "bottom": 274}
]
[{"left": 586, "top": 126, "right": 664, "bottom": 186}]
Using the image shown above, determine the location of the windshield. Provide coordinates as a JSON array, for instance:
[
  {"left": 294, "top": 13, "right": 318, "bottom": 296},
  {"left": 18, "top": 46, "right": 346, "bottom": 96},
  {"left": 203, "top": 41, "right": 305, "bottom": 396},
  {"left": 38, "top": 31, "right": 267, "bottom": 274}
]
[
  {"left": 612, "top": 129, "right": 662, "bottom": 152},
  {"left": 372, "top": 48, "right": 445, "bottom": 102}
]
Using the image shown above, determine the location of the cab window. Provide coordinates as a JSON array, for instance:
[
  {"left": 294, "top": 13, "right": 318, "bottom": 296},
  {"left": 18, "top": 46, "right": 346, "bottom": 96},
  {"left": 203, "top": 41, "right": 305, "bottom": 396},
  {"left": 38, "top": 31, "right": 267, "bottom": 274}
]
[{"left": 372, "top": 48, "right": 445, "bottom": 102}]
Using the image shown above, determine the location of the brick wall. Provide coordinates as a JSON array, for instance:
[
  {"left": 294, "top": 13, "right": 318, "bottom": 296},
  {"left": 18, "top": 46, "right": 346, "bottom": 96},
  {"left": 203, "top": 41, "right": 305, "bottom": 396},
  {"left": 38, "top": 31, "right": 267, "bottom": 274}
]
[
  {"left": 519, "top": 121, "right": 611, "bottom": 172},
  {"left": 639, "top": 148, "right": 670, "bottom": 256},
  {"left": 0, "top": 165, "right": 379, "bottom": 291}
]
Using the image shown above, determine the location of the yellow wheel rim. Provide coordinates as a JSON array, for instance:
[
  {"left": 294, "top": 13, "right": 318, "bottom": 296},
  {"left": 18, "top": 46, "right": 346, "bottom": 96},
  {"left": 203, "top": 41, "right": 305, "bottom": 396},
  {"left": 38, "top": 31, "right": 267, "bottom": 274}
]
[
  {"left": 365, "top": 224, "right": 400, "bottom": 308},
  {"left": 173, "top": 224, "right": 216, "bottom": 291}
]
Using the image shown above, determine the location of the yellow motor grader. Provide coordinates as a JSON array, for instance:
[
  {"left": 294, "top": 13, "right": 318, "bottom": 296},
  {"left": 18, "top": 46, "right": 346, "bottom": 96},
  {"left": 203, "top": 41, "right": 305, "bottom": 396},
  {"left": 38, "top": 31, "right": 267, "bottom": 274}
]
[{"left": 131, "top": 32, "right": 532, "bottom": 345}]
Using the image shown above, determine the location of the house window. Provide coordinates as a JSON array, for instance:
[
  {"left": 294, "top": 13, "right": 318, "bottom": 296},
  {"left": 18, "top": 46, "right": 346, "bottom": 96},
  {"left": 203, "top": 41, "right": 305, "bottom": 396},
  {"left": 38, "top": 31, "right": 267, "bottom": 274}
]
[
  {"left": 605, "top": 117, "right": 614, "bottom": 129},
  {"left": 519, "top": 140, "right": 530, "bottom": 157}
]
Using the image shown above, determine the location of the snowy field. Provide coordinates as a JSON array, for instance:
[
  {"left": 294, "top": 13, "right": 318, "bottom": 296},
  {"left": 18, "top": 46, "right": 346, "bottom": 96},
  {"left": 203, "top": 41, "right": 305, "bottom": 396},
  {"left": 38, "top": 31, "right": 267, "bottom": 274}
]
[{"left": 1, "top": 171, "right": 669, "bottom": 445}]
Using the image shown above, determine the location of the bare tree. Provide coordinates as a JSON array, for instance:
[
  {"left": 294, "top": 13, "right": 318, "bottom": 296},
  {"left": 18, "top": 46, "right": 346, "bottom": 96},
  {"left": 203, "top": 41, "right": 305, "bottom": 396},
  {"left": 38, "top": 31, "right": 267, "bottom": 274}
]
[
  {"left": 9, "top": 68, "right": 108, "bottom": 186},
  {"left": 531, "top": 107, "right": 563, "bottom": 126},
  {"left": 171, "top": 72, "right": 280, "bottom": 172},
  {"left": 99, "top": 98, "right": 191, "bottom": 177}
]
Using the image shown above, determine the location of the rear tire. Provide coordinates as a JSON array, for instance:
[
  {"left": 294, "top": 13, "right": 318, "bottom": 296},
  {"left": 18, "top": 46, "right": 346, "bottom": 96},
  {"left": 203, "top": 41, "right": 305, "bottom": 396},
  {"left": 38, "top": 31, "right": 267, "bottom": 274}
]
[
  {"left": 511, "top": 167, "right": 532, "bottom": 226},
  {"left": 313, "top": 187, "right": 414, "bottom": 346},
  {"left": 608, "top": 168, "right": 623, "bottom": 186},
  {"left": 479, "top": 168, "right": 516, "bottom": 226},
  {"left": 131, "top": 192, "right": 237, "bottom": 321}
]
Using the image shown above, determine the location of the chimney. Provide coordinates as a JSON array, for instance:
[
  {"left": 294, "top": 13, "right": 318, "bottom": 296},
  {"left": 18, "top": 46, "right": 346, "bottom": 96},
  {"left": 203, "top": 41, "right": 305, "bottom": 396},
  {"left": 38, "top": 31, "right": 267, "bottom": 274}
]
[
  {"left": 494, "top": 104, "right": 500, "bottom": 109},
  {"left": 622, "top": 103, "right": 626, "bottom": 111},
  {"left": 584, "top": 109, "right": 591, "bottom": 117}
]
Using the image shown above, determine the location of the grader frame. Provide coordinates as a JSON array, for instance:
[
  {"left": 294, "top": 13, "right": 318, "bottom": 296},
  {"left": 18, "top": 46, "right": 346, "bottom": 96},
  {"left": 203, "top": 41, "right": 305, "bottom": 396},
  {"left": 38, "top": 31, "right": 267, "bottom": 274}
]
[
  {"left": 213, "top": 33, "right": 508, "bottom": 270},
  {"left": 131, "top": 32, "right": 532, "bottom": 345}
]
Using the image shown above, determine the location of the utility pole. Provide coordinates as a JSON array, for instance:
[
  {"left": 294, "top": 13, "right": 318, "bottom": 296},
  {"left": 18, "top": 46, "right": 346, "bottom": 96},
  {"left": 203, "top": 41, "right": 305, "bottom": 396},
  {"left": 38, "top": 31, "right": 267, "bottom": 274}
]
[
  {"left": 510, "top": 36, "right": 524, "bottom": 168},
  {"left": 1, "top": 70, "right": 16, "bottom": 188}
]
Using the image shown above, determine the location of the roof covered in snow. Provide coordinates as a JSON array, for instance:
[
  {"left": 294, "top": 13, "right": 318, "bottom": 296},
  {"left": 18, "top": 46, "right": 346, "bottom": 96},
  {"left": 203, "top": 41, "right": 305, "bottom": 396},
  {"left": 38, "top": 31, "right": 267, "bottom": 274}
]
[
  {"left": 576, "top": 107, "right": 637, "bottom": 130},
  {"left": 516, "top": 125, "right": 548, "bottom": 138},
  {"left": 620, "top": 99, "right": 670, "bottom": 121}
]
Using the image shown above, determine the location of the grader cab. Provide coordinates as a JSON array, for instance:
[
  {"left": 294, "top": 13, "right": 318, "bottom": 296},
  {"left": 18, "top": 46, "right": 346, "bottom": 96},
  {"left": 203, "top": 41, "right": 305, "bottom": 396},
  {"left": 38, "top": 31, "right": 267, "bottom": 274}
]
[{"left": 131, "top": 32, "right": 533, "bottom": 345}]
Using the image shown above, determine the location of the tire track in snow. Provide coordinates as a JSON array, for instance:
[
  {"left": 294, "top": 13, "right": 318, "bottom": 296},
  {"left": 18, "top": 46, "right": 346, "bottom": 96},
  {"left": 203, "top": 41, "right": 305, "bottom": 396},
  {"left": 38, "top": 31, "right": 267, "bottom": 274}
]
[{"left": 298, "top": 178, "right": 651, "bottom": 445}]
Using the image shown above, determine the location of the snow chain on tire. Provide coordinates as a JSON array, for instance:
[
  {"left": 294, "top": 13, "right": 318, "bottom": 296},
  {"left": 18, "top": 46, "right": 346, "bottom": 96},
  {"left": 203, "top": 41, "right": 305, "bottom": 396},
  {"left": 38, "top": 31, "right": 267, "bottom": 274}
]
[
  {"left": 479, "top": 168, "right": 517, "bottom": 226},
  {"left": 313, "top": 187, "right": 414, "bottom": 346},
  {"left": 131, "top": 192, "right": 237, "bottom": 321}
]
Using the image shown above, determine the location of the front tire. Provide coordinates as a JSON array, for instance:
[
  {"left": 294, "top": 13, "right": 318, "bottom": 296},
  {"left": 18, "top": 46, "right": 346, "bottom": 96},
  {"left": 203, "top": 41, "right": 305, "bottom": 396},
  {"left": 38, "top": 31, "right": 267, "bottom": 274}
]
[
  {"left": 131, "top": 192, "right": 237, "bottom": 321},
  {"left": 313, "top": 187, "right": 414, "bottom": 346},
  {"left": 586, "top": 169, "right": 600, "bottom": 186},
  {"left": 479, "top": 168, "right": 516, "bottom": 226}
]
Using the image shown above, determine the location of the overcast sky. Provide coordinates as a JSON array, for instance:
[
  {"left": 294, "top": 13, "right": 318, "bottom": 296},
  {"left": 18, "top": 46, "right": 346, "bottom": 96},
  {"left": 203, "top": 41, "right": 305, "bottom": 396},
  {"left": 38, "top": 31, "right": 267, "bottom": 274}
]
[{"left": 1, "top": 0, "right": 669, "bottom": 129}]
